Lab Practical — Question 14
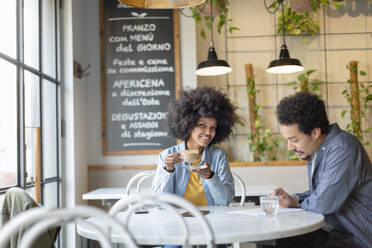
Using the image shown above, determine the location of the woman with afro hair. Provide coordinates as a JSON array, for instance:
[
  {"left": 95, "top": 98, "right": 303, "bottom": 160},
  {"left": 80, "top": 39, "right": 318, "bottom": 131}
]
[{"left": 152, "top": 87, "right": 237, "bottom": 206}]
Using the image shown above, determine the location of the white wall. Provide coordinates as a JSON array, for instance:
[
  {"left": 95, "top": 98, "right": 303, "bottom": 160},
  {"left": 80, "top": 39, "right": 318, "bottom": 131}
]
[
  {"left": 60, "top": 0, "right": 76, "bottom": 246},
  {"left": 61, "top": 0, "right": 91, "bottom": 246}
]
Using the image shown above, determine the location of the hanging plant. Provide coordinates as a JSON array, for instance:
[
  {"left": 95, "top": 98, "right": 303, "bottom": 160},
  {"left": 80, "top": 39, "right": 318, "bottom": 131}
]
[
  {"left": 268, "top": 0, "right": 340, "bottom": 42},
  {"left": 341, "top": 61, "right": 372, "bottom": 150},
  {"left": 189, "top": 0, "right": 239, "bottom": 39},
  {"left": 290, "top": 0, "right": 316, "bottom": 12},
  {"left": 279, "top": 6, "right": 319, "bottom": 39}
]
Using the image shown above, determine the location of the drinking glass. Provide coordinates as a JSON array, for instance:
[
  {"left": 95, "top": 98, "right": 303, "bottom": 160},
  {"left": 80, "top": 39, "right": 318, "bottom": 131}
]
[{"left": 260, "top": 196, "right": 279, "bottom": 216}]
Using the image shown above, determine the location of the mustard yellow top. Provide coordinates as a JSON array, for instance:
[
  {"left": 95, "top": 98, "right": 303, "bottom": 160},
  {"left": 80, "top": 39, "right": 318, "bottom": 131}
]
[{"left": 183, "top": 157, "right": 208, "bottom": 206}]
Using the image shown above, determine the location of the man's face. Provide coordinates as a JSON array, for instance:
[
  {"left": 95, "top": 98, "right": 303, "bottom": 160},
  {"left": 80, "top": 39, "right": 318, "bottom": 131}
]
[{"left": 279, "top": 124, "right": 320, "bottom": 160}]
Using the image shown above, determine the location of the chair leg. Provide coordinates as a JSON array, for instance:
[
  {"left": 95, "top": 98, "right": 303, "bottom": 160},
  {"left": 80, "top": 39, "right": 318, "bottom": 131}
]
[{"left": 233, "top": 242, "right": 240, "bottom": 248}]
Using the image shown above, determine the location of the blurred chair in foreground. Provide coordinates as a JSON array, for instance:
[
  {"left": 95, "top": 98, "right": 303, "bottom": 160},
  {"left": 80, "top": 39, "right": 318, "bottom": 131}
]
[
  {"left": 0, "top": 187, "right": 59, "bottom": 248},
  {"left": 109, "top": 193, "right": 215, "bottom": 248},
  {"left": 0, "top": 205, "right": 137, "bottom": 248}
]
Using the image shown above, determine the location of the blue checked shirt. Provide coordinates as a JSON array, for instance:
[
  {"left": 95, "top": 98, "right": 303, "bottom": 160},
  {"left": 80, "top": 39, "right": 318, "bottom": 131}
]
[
  {"left": 152, "top": 141, "right": 235, "bottom": 206},
  {"left": 296, "top": 124, "right": 372, "bottom": 248}
]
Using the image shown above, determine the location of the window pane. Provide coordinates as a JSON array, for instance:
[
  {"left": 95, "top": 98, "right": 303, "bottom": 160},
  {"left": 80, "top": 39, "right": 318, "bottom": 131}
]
[
  {"left": 25, "top": 187, "right": 36, "bottom": 198},
  {"left": 24, "top": 0, "right": 40, "bottom": 69},
  {"left": 42, "top": 0, "right": 56, "bottom": 78},
  {"left": 0, "top": 59, "right": 17, "bottom": 188},
  {"left": 43, "top": 181, "right": 59, "bottom": 208},
  {"left": 24, "top": 71, "right": 40, "bottom": 184},
  {"left": 0, "top": 0, "right": 16, "bottom": 58},
  {"left": 42, "top": 80, "right": 58, "bottom": 179}
]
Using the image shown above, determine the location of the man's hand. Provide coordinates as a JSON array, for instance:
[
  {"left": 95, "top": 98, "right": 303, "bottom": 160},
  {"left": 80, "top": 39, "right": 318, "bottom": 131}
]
[
  {"left": 163, "top": 152, "right": 182, "bottom": 172},
  {"left": 194, "top": 162, "right": 213, "bottom": 179},
  {"left": 272, "top": 187, "right": 299, "bottom": 208}
]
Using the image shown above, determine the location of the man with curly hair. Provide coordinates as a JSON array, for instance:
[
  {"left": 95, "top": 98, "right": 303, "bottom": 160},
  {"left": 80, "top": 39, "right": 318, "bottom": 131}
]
[
  {"left": 152, "top": 86, "right": 237, "bottom": 206},
  {"left": 271, "top": 92, "right": 372, "bottom": 248}
]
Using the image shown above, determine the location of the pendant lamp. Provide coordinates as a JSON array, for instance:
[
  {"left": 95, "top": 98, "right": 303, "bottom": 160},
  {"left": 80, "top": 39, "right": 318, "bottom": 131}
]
[
  {"left": 118, "top": 0, "right": 206, "bottom": 9},
  {"left": 195, "top": 0, "right": 232, "bottom": 76},
  {"left": 266, "top": 0, "right": 304, "bottom": 74}
]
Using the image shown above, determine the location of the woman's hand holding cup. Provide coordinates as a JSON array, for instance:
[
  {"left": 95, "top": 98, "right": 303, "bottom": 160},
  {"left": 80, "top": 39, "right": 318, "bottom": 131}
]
[{"left": 164, "top": 152, "right": 182, "bottom": 172}]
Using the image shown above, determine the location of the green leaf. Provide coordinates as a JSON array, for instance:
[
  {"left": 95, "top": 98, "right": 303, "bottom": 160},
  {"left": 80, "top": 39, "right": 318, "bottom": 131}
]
[
  {"left": 363, "top": 128, "right": 372, "bottom": 133},
  {"left": 264, "top": 129, "right": 273, "bottom": 137},
  {"left": 360, "top": 70, "right": 366, "bottom": 76},
  {"left": 200, "top": 29, "right": 206, "bottom": 40},
  {"left": 285, "top": 81, "right": 297, "bottom": 86},
  {"left": 332, "top": 1, "right": 341, "bottom": 9},
  {"left": 341, "top": 109, "right": 347, "bottom": 118},
  {"left": 229, "top": 27, "right": 240, "bottom": 33},
  {"left": 306, "top": 69, "right": 316, "bottom": 76},
  {"left": 298, "top": 74, "right": 307, "bottom": 82}
]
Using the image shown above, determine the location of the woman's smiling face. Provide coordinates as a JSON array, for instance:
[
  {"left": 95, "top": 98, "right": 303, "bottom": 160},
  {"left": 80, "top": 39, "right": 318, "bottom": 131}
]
[{"left": 187, "top": 117, "right": 217, "bottom": 151}]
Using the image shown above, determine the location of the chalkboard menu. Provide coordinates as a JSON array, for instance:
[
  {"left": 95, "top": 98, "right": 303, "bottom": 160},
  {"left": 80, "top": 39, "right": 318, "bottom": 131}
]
[{"left": 100, "top": 0, "right": 180, "bottom": 155}]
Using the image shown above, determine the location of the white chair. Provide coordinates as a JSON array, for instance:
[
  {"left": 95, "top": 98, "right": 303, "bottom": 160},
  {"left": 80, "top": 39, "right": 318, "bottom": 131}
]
[
  {"left": 125, "top": 171, "right": 155, "bottom": 196},
  {"left": 232, "top": 172, "right": 246, "bottom": 206},
  {"left": 0, "top": 205, "right": 137, "bottom": 248},
  {"left": 109, "top": 193, "right": 215, "bottom": 248},
  {"left": 231, "top": 172, "right": 247, "bottom": 248}
]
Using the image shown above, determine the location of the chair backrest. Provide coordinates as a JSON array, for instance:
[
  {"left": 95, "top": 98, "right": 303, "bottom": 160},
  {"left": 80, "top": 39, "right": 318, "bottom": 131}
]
[
  {"left": 125, "top": 171, "right": 155, "bottom": 196},
  {"left": 0, "top": 205, "right": 137, "bottom": 248},
  {"left": 109, "top": 193, "right": 215, "bottom": 248},
  {"left": 232, "top": 172, "right": 246, "bottom": 206}
]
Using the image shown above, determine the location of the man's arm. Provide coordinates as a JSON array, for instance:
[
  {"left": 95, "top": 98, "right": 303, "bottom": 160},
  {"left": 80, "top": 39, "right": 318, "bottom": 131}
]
[
  {"left": 273, "top": 187, "right": 299, "bottom": 208},
  {"left": 296, "top": 190, "right": 310, "bottom": 202},
  {"left": 300, "top": 143, "right": 361, "bottom": 214}
]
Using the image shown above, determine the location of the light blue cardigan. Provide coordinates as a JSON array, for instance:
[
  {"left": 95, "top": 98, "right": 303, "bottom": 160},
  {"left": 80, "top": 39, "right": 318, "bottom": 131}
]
[{"left": 151, "top": 141, "right": 234, "bottom": 206}]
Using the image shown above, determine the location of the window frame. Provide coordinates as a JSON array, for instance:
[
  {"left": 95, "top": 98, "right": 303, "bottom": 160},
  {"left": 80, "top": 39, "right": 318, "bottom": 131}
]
[{"left": 0, "top": 0, "right": 61, "bottom": 208}]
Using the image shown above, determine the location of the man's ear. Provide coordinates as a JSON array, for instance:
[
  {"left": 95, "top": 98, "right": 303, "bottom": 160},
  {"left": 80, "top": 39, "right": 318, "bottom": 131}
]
[{"left": 311, "top": 128, "right": 321, "bottom": 140}]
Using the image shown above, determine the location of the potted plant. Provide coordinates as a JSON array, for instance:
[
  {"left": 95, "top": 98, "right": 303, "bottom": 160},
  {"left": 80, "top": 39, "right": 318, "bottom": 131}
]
[
  {"left": 189, "top": 0, "right": 239, "bottom": 39},
  {"left": 269, "top": 0, "right": 340, "bottom": 42},
  {"left": 290, "top": 0, "right": 315, "bottom": 12}
]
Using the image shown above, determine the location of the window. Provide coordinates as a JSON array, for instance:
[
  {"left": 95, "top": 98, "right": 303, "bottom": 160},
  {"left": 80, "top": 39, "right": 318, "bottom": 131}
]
[{"left": 0, "top": 0, "right": 61, "bottom": 213}]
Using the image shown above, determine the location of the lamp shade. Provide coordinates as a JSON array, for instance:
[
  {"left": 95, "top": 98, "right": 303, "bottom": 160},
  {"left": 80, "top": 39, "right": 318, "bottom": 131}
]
[
  {"left": 266, "top": 45, "right": 304, "bottom": 74},
  {"left": 118, "top": 0, "right": 206, "bottom": 8},
  {"left": 195, "top": 46, "right": 232, "bottom": 76}
]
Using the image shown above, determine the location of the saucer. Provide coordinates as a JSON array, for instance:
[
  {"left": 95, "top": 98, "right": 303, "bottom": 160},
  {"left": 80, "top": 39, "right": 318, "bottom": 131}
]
[{"left": 180, "top": 164, "right": 207, "bottom": 171}]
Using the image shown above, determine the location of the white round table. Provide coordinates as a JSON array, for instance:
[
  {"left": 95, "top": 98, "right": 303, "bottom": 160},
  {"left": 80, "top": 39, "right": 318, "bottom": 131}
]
[{"left": 77, "top": 206, "right": 325, "bottom": 245}]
